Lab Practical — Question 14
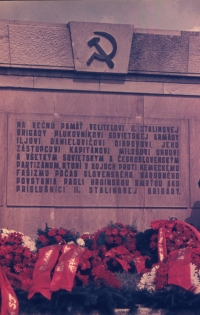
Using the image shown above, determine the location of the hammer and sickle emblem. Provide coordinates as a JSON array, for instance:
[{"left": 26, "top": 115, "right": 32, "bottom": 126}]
[{"left": 87, "top": 31, "right": 117, "bottom": 69}]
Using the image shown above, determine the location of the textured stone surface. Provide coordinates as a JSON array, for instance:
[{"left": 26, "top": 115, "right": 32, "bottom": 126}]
[
  {"left": 143, "top": 118, "right": 189, "bottom": 208},
  {"left": 0, "top": 90, "right": 55, "bottom": 114},
  {"left": 0, "top": 208, "right": 55, "bottom": 239},
  {"left": 54, "top": 208, "right": 144, "bottom": 234},
  {"left": 9, "top": 24, "right": 74, "bottom": 69},
  {"left": 54, "top": 92, "right": 144, "bottom": 118},
  {"left": 0, "top": 25, "right": 10, "bottom": 65},
  {"left": 100, "top": 80, "right": 163, "bottom": 94},
  {"left": 189, "top": 119, "right": 200, "bottom": 208},
  {"left": 0, "top": 113, "right": 6, "bottom": 206},
  {"left": 129, "top": 33, "right": 189, "bottom": 74},
  {"left": 0, "top": 75, "right": 33, "bottom": 88},
  {"left": 144, "top": 95, "right": 200, "bottom": 120},
  {"left": 164, "top": 82, "right": 200, "bottom": 96},
  {"left": 188, "top": 35, "right": 200, "bottom": 74},
  {"left": 69, "top": 21, "right": 133, "bottom": 73}
]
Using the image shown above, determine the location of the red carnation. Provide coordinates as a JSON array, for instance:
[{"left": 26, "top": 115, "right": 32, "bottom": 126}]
[
  {"left": 112, "top": 228, "right": 118, "bottom": 236},
  {"left": 48, "top": 228, "right": 58, "bottom": 236},
  {"left": 55, "top": 235, "right": 62, "bottom": 243},
  {"left": 58, "top": 229, "right": 66, "bottom": 235},
  {"left": 38, "top": 235, "right": 49, "bottom": 245}
]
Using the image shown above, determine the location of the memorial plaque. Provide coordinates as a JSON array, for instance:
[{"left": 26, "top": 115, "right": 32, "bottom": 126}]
[
  {"left": 189, "top": 119, "right": 200, "bottom": 208},
  {"left": 0, "top": 113, "right": 5, "bottom": 206},
  {"left": 144, "top": 119, "right": 189, "bottom": 207},
  {"left": 7, "top": 114, "right": 55, "bottom": 206},
  {"left": 7, "top": 113, "right": 144, "bottom": 207},
  {"left": 7, "top": 114, "right": 189, "bottom": 208}
]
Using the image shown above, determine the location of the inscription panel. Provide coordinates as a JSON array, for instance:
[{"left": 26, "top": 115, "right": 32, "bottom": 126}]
[
  {"left": 189, "top": 119, "right": 200, "bottom": 208},
  {"left": 0, "top": 113, "right": 5, "bottom": 206},
  {"left": 144, "top": 119, "right": 189, "bottom": 207},
  {"left": 7, "top": 114, "right": 188, "bottom": 207}
]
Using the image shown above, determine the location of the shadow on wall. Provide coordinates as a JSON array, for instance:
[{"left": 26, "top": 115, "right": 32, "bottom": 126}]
[{"left": 185, "top": 201, "right": 200, "bottom": 229}]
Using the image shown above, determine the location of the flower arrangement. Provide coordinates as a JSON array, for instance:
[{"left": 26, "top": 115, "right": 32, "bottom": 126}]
[
  {"left": 0, "top": 229, "right": 37, "bottom": 279},
  {"left": 0, "top": 220, "right": 200, "bottom": 315}
]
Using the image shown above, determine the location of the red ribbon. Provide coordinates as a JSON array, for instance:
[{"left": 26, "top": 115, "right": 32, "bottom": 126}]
[
  {"left": 28, "top": 244, "right": 62, "bottom": 300},
  {"left": 50, "top": 243, "right": 85, "bottom": 292},
  {"left": 28, "top": 243, "right": 85, "bottom": 299},
  {"left": 0, "top": 268, "right": 19, "bottom": 315},
  {"left": 168, "top": 247, "right": 193, "bottom": 290},
  {"left": 105, "top": 245, "right": 149, "bottom": 273}
]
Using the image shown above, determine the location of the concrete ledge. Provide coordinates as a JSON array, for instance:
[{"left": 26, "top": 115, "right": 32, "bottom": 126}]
[
  {"left": 0, "top": 75, "right": 33, "bottom": 88},
  {"left": 100, "top": 80, "right": 163, "bottom": 94},
  {"left": 164, "top": 82, "right": 200, "bottom": 96},
  {"left": 1, "top": 74, "right": 200, "bottom": 97},
  {"left": 33, "top": 77, "right": 99, "bottom": 91}
]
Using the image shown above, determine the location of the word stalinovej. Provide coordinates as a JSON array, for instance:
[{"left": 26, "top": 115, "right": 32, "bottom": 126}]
[{"left": 1, "top": 220, "right": 200, "bottom": 315}]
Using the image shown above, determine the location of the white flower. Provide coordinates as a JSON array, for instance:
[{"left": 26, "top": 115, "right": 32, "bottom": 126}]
[
  {"left": 22, "top": 235, "right": 36, "bottom": 252},
  {"left": 1, "top": 228, "right": 36, "bottom": 252},
  {"left": 1, "top": 228, "right": 19, "bottom": 238},
  {"left": 137, "top": 265, "right": 159, "bottom": 292},
  {"left": 190, "top": 263, "right": 200, "bottom": 294},
  {"left": 76, "top": 238, "right": 85, "bottom": 247}
]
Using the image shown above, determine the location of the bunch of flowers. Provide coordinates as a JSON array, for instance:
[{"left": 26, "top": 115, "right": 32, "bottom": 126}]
[
  {"left": 91, "top": 222, "right": 138, "bottom": 252},
  {"left": 36, "top": 224, "right": 80, "bottom": 249},
  {"left": 151, "top": 220, "right": 200, "bottom": 255},
  {"left": 74, "top": 223, "right": 141, "bottom": 289},
  {"left": 0, "top": 229, "right": 37, "bottom": 279}
]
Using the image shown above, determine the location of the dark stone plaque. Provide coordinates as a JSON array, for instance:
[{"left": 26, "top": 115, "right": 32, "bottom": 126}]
[{"left": 7, "top": 114, "right": 188, "bottom": 208}]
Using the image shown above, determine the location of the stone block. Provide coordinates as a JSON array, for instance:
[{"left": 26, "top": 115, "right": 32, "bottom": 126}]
[
  {"left": 143, "top": 118, "right": 189, "bottom": 208},
  {"left": 0, "top": 75, "right": 33, "bottom": 88},
  {"left": 164, "top": 83, "right": 200, "bottom": 96},
  {"left": 188, "top": 36, "right": 200, "bottom": 74},
  {"left": 100, "top": 80, "right": 163, "bottom": 94},
  {"left": 0, "top": 25, "right": 10, "bottom": 65},
  {"left": 0, "top": 90, "right": 55, "bottom": 114},
  {"left": 9, "top": 24, "right": 74, "bottom": 69},
  {"left": 69, "top": 21, "right": 133, "bottom": 74},
  {"left": 144, "top": 95, "right": 200, "bottom": 120},
  {"left": 129, "top": 33, "right": 189, "bottom": 74},
  {"left": 54, "top": 92, "right": 144, "bottom": 118},
  {"left": 34, "top": 77, "right": 99, "bottom": 91}
]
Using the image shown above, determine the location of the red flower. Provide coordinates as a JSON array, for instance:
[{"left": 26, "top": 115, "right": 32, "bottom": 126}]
[
  {"left": 14, "top": 255, "right": 22, "bottom": 263},
  {"left": 58, "top": 229, "right": 66, "bottom": 236},
  {"left": 48, "top": 228, "right": 58, "bottom": 236},
  {"left": 23, "top": 248, "right": 32, "bottom": 259},
  {"left": 5, "top": 253, "right": 13, "bottom": 260},
  {"left": 55, "top": 235, "right": 62, "bottom": 243},
  {"left": 38, "top": 235, "right": 49, "bottom": 245},
  {"left": 112, "top": 228, "right": 118, "bottom": 236}
]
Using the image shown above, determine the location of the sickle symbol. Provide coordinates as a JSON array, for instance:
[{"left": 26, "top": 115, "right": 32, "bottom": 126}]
[{"left": 87, "top": 31, "right": 117, "bottom": 69}]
